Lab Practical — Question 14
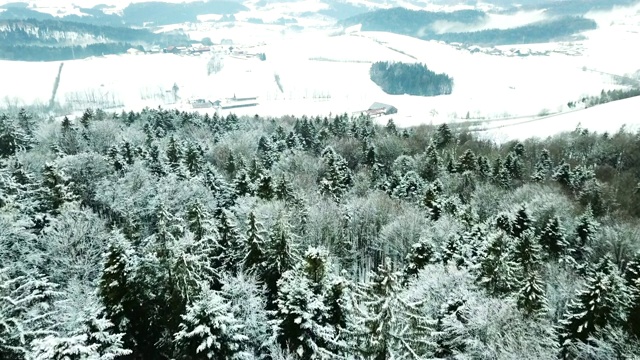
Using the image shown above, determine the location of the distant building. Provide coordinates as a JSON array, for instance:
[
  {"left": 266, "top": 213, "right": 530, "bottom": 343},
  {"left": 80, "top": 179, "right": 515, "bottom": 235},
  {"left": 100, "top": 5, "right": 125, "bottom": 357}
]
[
  {"left": 191, "top": 99, "right": 213, "bottom": 109},
  {"left": 368, "top": 102, "right": 397, "bottom": 115}
]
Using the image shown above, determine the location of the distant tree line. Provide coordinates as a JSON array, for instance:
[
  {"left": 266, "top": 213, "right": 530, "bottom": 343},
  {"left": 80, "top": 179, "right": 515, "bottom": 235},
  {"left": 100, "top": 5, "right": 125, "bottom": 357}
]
[
  {"left": 0, "top": 19, "right": 189, "bottom": 61},
  {"left": 342, "top": 8, "right": 597, "bottom": 46},
  {"left": 568, "top": 88, "right": 640, "bottom": 109},
  {"left": 341, "top": 7, "right": 486, "bottom": 35},
  {"left": 0, "top": 1, "right": 247, "bottom": 27},
  {"left": 0, "top": 43, "right": 139, "bottom": 61},
  {"left": 370, "top": 61, "right": 453, "bottom": 96},
  {"left": 436, "top": 16, "right": 598, "bottom": 46}
]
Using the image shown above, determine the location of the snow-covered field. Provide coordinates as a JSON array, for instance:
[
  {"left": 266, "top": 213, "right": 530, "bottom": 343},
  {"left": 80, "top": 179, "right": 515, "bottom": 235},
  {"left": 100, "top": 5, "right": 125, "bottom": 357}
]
[{"left": 1, "top": 1, "right": 640, "bottom": 141}]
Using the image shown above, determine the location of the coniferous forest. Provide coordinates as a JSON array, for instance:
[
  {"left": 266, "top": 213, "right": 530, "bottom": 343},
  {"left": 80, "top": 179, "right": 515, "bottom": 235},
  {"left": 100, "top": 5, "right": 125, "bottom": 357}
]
[
  {"left": 2, "top": 107, "right": 640, "bottom": 359},
  {"left": 370, "top": 61, "right": 454, "bottom": 96}
]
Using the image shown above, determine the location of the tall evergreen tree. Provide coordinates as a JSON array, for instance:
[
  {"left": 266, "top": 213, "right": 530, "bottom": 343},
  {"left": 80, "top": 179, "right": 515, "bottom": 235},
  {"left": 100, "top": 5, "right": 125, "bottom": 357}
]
[
  {"left": 243, "top": 211, "right": 266, "bottom": 273},
  {"left": 262, "top": 216, "right": 297, "bottom": 310},
  {"left": 354, "top": 259, "right": 431, "bottom": 359},
  {"left": 174, "top": 286, "right": 251, "bottom": 360},
  {"left": 559, "top": 258, "right": 632, "bottom": 355},
  {"left": 403, "top": 238, "right": 435, "bottom": 282},
  {"left": 540, "top": 216, "right": 569, "bottom": 258},
  {"left": 517, "top": 271, "right": 548, "bottom": 317}
]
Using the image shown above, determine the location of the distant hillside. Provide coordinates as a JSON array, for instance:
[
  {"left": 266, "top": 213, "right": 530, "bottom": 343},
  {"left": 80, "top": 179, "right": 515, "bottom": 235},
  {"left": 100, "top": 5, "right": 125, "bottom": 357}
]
[
  {"left": 0, "top": 19, "right": 190, "bottom": 61},
  {"left": 512, "top": 0, "right": 639, "bottom": 16},
  {"left": 342, "top": 8, "right": 598, "bottom": 46},
  {"left": 341, "top": 7, "right": 487, "bottom": 36},
  {"left": 0, "top": 1, "right": 247, "bottom": 27},
  {"left": 437, "top": 17, "right": 598, "bottom": 46}
]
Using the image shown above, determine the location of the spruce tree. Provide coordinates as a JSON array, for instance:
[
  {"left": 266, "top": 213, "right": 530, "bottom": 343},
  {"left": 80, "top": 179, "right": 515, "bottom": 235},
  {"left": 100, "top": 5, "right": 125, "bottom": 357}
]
[
  {"left": 243, "top": 211, "right": 266, "bottom": 273},
  {"left": 256, "top": 173, "right": 274, "bottom": 200},
  {"left": 517, "top": 271, "right": 548, "bottom": 317},
  {"left": 514, "top": 229, "right": 543, "bottom": 276},
  {"left": 262, "top": 216, "right": 297, "bottom": 310},
  {"left": 403, "top": 238, "right": 435, "bottom": 282},
  {"left": 423, "top": 183, "right": 442, "bottom": 221},
  {"left": 478, "top": 231, "right": 519, "bottom": 296},
  {"left": 435, "top": 123, "right": 453, "bottom": 149},
  {"left": 233, "top": 168, "right": 253, "bottom": 197},
  {"left": 354, "top": 259, "right": 431, "bottom": 359},
  {"left": 166, "top": 136, "right": 182, "bottom": 171},
  {"left": 275, "top": 268, "right": 334, "bottom": 359},
  {"left": 458, "top": 149, "right": 478, "bottom": 172},
  {"left": 421, "top": 142, "right": 441, "bottom": 181},
  {"left": 559, "top": 258, "right": 632, "bottom": 354},
  {"left": 511, "top": 205, "right": 531, "bottom": 238},
  {"left": 540, "top": 216, "right": 568, "bottom": 258},
  {"left": 174, "top": 286, "right": 251, "bottom": 360},
  {"left": 504, "top": 152, "right": 523, "bottom": 180}
]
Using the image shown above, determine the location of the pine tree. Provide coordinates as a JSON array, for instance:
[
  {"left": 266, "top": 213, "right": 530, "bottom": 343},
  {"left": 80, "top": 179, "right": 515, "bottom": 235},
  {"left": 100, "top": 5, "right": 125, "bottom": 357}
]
[
  {"left": 354, "top": 259, "right": 431, "bottom": 359},
  {"left": 423, "top": 183, "right": 442, "bottom": 221},
  {"left": 40, "top": 161, "right": 76, "bottom": 214},
  {"left": 476, "top": 155, "right": 491, "bottom": 180},
  {"left": 458, "top": 149, "right": 478, "bottom": 172},
  {"left": 319, "top": 147, "right": 353, "bottom": 202},
  {"left": 216, "top": 209, "right": 243, "bottom": 272},
  {"left": 540, "top": 216, "right": 568, "bottom": 258},
  {"left": 166, "top": 136, "right": 182, "bottom": 171},
  {"left": 262, "top": 216, "right": 297, "bottom": 310},
  {"left": 559, "top": 257, "right": 633, "bottom": 354},
  {"left": 504, "top": 152, "right": 523, "bottom": 180},
  {"left": 275, "top": 269, "right": 334, "bottom": 359},
  {"left": 184, "top": 142, "right": 203, "bottom": 175},
  {"left": 571, "top": 206, "right": 597, "bottom": 264},
  {"left": 432, "top": 298, "right": 468, "bottom": 358},
  {"left": 30, "top": 302, "right": 132, "bottom": 360},
  {"left": 302, "top": 247, "right": 329, "bottom": 294},
  {"left": 243, "top": 211, "right": 266, "bottom": 273},
  {"left": 511, "top": 205, "right": 531, "bottom": 238},
  {"left": 418, "top": 145, "right": 441, "bottom": 182},
  {"left": 274, "top": 175, "right": 294, "bottom": 202},
  {"left": 0, "top": 269, "right": 58, "bottom": 359},
  {"left": 256, "top": 173, "right": 274, "bottom": 200},
  {"left": 517, "top": 271, "right": 548, "bottom": 316},
  {"left": 98, "top": 230, "right": 148, "bottom": 356},
  {"left": 364, "top": 144, "right": 378, "bottom": 167},
  {"left": 174, "top": 286, "right": 251, "bottom": 360},
  {"left": 80, "top": 108, "right": 93, "bottom": 128},
  {"left": 478, "top": 231, "right": 519, "bottom": 296},
  {"left": 435, "top": 123, "right": 453, "bottom": 149},
  {"left": 514, "top": 229, "right": 543, "bottom": 276},
  {"left": 403, "top": 238, "right": 435, "bottom": 282},
  {"left": 233, "top": 168, "right": 253, "bottom": 197},
  {"left": 552, "top": 160, "right": 573, "bottom": 190}
]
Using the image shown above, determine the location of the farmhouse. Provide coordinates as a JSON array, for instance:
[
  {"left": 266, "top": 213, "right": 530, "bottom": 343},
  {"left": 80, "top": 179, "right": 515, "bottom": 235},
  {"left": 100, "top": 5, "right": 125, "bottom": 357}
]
[
  {"left": 191, "top": 99, "right": 213, "bottom": 109},
  {"left": 368, "top": 102, "right": 398, "bottom": 115}
]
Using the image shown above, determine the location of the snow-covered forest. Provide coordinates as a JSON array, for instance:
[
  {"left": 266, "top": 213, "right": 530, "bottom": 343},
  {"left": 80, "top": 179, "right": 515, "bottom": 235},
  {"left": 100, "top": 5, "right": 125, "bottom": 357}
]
[{"left": 2, "top": 107, "right": 640, "bottom": 359}]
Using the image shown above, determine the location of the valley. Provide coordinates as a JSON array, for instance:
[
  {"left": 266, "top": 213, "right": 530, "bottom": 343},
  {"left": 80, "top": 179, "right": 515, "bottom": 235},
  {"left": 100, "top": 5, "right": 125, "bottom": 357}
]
[{"left": 0, "top": 0, "right": 639, "bottom": 140}]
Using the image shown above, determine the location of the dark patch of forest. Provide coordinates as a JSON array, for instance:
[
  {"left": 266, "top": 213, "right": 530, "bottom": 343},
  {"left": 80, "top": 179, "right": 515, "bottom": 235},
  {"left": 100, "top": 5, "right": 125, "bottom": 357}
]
[
  {"left": 2, "top": 106, "right": 640, "bottom": 359},
  {"left": 370, "top": 61, "right": 454, "bottom": 96}
]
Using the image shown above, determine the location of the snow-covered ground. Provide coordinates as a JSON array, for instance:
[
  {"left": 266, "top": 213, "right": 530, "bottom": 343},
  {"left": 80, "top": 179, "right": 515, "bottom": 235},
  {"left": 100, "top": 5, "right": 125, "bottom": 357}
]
[
  {"left": 1, "top": 1, "right": 639, "bottom": 141},
  {"left": 477, "top": 95, "right": 640, "bottom": 142}
]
